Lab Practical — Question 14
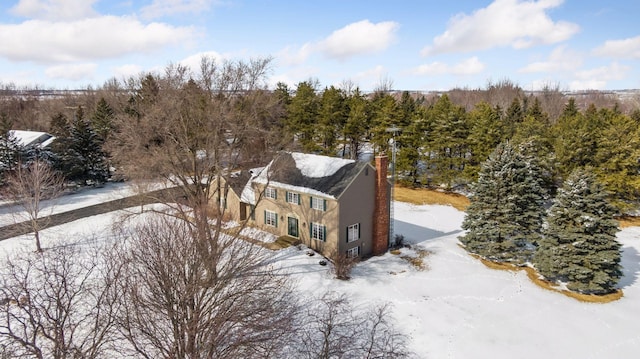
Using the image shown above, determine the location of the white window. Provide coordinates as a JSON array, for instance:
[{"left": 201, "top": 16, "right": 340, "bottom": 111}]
[
  {"left": 346, "top": 246, "right": 359, "bottom": 258},
  {"left": 310, "top": 222, "right": 326, "bottom": 242},
  {"left": 264, "top": 210, "right": 278, "bottom": 227},
  {"left": 347, "top": 223, "right": 360, "bottom": 243},
  {"left": 310, "top": 197, "right": 326, "bottom": 211},
  {"left": 265, "top": 187, "right": 277, "bottom": 199},
  {"left": 286, "top": 191, "right": 300, "bottom": 205}
]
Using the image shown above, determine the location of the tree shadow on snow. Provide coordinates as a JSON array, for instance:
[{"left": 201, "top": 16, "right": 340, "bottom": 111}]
[
  {"left": 393, "top": 219, "right": 462, "bottom": 245},
  {"left": 619, "top": 245, "right": 640, "bottom": 289}
]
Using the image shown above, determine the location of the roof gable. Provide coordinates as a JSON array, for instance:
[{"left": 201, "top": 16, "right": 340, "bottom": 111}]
[{"left": 255, "top": 152, "right": 369, "bottom": 198}]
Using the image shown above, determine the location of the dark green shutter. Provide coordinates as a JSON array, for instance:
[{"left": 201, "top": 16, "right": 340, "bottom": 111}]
[
  {"left": 323, "top": 199, "right": 327, "bottom": 211},
  {"left": 346, "top": 226, "right": 349, "bottom": 243},
  {"left": 263, "top": 210, "right": 266, "bottom": 224},
  {"left": 310, "top": 197, "right": 313, "bottom": 208},
  {"left": 358, "top": 223, "right": 360, "bottom": 239},
  {"left": 275, "top": 215, "right": 278, "bottom": 228},
  {"left": 323, "top": 226, "right": 326, "bottom": 242},
  {"left": 298, "top": 194, "right": 301, "bottom": 205}
]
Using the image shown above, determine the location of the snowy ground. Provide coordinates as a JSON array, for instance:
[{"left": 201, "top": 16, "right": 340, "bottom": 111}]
[
  {"left": 1, "top": 188, "right": 639, "bottom": 359},
  {"left": 0, "top": 181, "right": 164, "bottom": 226}
]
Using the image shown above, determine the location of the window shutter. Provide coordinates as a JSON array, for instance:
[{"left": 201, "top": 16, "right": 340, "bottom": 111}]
[
  {"left": 263, "top": 210, "right": 266, "bottom": 224},
  {"left": 310, "top": 223, "right": 313, "bottom": 238},
  {"left": 275, "top": 215, "right": 278, "bottom": 228},
  {"left": 285, "top": 191, "right": 289, "bottom": 201},
  {"left": 297, "top": 194, "right": 301, "bottom": 205},
  {"left": 274, "top": 189, "right": 277, "bottom": 200},
  {"left": 323, "top": 226, "right": 326, "bottom": 242},
  {"left": 323, "top": 199, "right": 327, "bottom": 211},
  {"left": 358, "top": 223, "right": 361, "bottom": 239},
  {"left": 310, "top": 197, "right": 313, "bottom": 208},
  {"left": 346, "top": 227, "right": 349, "bottom": 243}
]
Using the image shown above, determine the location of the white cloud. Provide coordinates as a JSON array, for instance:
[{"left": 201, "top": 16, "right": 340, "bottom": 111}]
[
  {"left": 179, "top": 51, "right": 225, "bottom": 71},
  {"left": 414, "top": 57, "right": 485, "bottom": 76},
  {"left": 317, "top": 20, "right": 399, "bottom": 60},
  {"left": 422, "top": 0, "right": 579, "bottom": 56},
  {"left": 141, "top": 0, "right": 216, "bottom": 19},
  {"left": 112, "top": 64, "right": 143, "bottom": 79},
  {"left": 519, "top": 45, "right": 582, "bottom": 73},
  {"left": 0, "top": 17, "right": 196, "bottom": 63},
  {"left": 10, "top": 0, "right": 98, "bottom": 21},
  {"left": 569, "top": 62, "right": 630, "bottom": 90},
  {"left": 277, "top": 20, "right": 398, "bottom": 67},
  {"left": 276, "top": 44, "right": 314, "bottom": 67},
  {"left": 45, "top": 63, "right": 97, "bottom": 81},
  {"left": 593, "top": 35, "right": 640, "bottom": 59}
]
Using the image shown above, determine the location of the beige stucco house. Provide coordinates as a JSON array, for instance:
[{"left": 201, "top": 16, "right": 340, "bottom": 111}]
[{"left": 216, "top": 152, "right": 391, "bottom": 259}]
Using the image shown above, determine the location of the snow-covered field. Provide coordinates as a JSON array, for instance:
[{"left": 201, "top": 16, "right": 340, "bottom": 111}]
[{"left": 1, "top": 188, "right": 639, "bottom": 359}]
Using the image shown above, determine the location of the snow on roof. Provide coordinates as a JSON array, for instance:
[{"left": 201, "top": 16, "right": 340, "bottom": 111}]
[
  {"left": 10, "top": 130, "right": 54, "bottom": 147},
  {"left": 263, "top": 180, "right": 337, "bottom": 199},
  {"left": 250, "top": 153, "right": 360, "bottom": 199},
  {"left": 290, "top": 152, "right": 354, "bottom": 178},
  {"left": 240, "top": 167, "right": 264, "bottom": 204}
]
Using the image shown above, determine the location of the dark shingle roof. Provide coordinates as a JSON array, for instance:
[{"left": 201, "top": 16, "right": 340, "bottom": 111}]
[{"left": 263, "top": 152, "right": 368, "bottom": 198}]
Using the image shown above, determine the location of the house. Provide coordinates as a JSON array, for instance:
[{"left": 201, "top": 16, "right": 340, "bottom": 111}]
[
  {"left": 217, "top": 152, "right": 391, "bottom": 259},
  {"left": 10, "top": 130, "right": 55, "bottom": 148}
]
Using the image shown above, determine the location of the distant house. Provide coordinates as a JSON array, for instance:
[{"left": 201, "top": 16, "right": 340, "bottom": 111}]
[
  {"left": 215, "top": 152, "right": 391, "bottom": 259},
  {"left": 10, "top": 130, "right": 55, "bottom": 148}
]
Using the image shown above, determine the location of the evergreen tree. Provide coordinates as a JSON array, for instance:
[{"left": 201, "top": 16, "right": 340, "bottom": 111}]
[
  {"left": 342, "top": 88, "right": 369, "bottom": 159},
  {"left": 460, "top": 142, "right": 546, "bottom": 264},
  {"left": 534, "top": 169, "right": 622, "bottom": 294},
  {"left": 53, "top": 107, "right": 109, "bottom": 185},
  {"left": 318, "top": 86, "right": 347, "bottom": 155},
  {"left": 287, "top": 81, "right": 319, "bottom": 152},
  {"left": 504, "top": 97, "right": 524, "bottom": 139},
  {"left": 594, "top": 111, "right": 640, "bottom": 211},
  {"left": 396, "top": 105, "right": 428, "bottom": 185},
  {"left": 49, "top": 112, "right": 71, "bottom": 138},
  {"left": 0, "top": 113, "right": 23, "bottom": 184},
  {"left": 398, "top": 91, "right": 416, "bottom": 128},
  {"left": 466, "top": 101, "right": 505, "bottom": 180},
  {"left": 425, "top": 94, "right": 470, "bottom": 189},
  {"left": 553, "top": 100, "right": 601, "bottom": 178},
  {"left": 91, "top": 97, "right": 115, "bottom": 141},
  {"left": 369, "top": 91, "right": 400, "bottom": 155}
]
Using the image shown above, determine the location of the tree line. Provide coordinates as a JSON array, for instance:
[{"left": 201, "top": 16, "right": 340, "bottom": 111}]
[{"left": 3, "top": 75, "right": 639, "bottom": 211}]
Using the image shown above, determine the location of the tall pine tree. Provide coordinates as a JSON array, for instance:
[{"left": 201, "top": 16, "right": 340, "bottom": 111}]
[
  {"left": 0, "top": 113, "right": 23, "bottom": 184},
  {"left": 53, "top": 107, "right": 109, "bottom": 185},
  {"left": 534, "top": 169, "right": 621, "bottom": 294},
  {"left": 460, "top": 142, "right": 546, "bottom": 264}
]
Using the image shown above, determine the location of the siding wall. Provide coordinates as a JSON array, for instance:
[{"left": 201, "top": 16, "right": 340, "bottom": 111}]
[{"left": 337, "top": 164, "right": 376, "bottom": 257}]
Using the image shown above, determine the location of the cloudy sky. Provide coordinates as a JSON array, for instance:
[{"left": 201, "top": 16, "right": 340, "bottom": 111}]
[{"left": 0, "top": 0, "right": 638, "bottom": 91}]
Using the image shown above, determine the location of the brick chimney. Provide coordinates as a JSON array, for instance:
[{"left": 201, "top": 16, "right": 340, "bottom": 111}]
[{"left": 372, "top": 155, "right": 390, "bottom": 256}]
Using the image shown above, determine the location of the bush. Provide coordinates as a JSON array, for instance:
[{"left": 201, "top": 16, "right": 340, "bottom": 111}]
[{"left": 331, "top": 253, "right": 358, "bottom": 280}]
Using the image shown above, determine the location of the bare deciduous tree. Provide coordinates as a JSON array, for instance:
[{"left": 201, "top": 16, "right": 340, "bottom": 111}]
[
  {"left": 3, "top": 159, "right": 63, "bottom": 252},
  {"left": 330, "top": 252, "right": 359, "bottom": 280},
  {"left": 0, "top": 243, "right": 122, "bottom": 358},
  {"left": 113, "top": 214, "right": 297, "bottom": 359},
  {"left": 109, "top": 56, "right": 286, "bottom": 244},
  {"left": 292, "top": 292, "right": 414, "bottom": 359}
]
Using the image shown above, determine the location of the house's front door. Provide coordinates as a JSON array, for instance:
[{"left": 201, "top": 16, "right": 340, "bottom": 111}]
[{"left": 287, "top": 217, "right": 299, "bottom": 238}]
